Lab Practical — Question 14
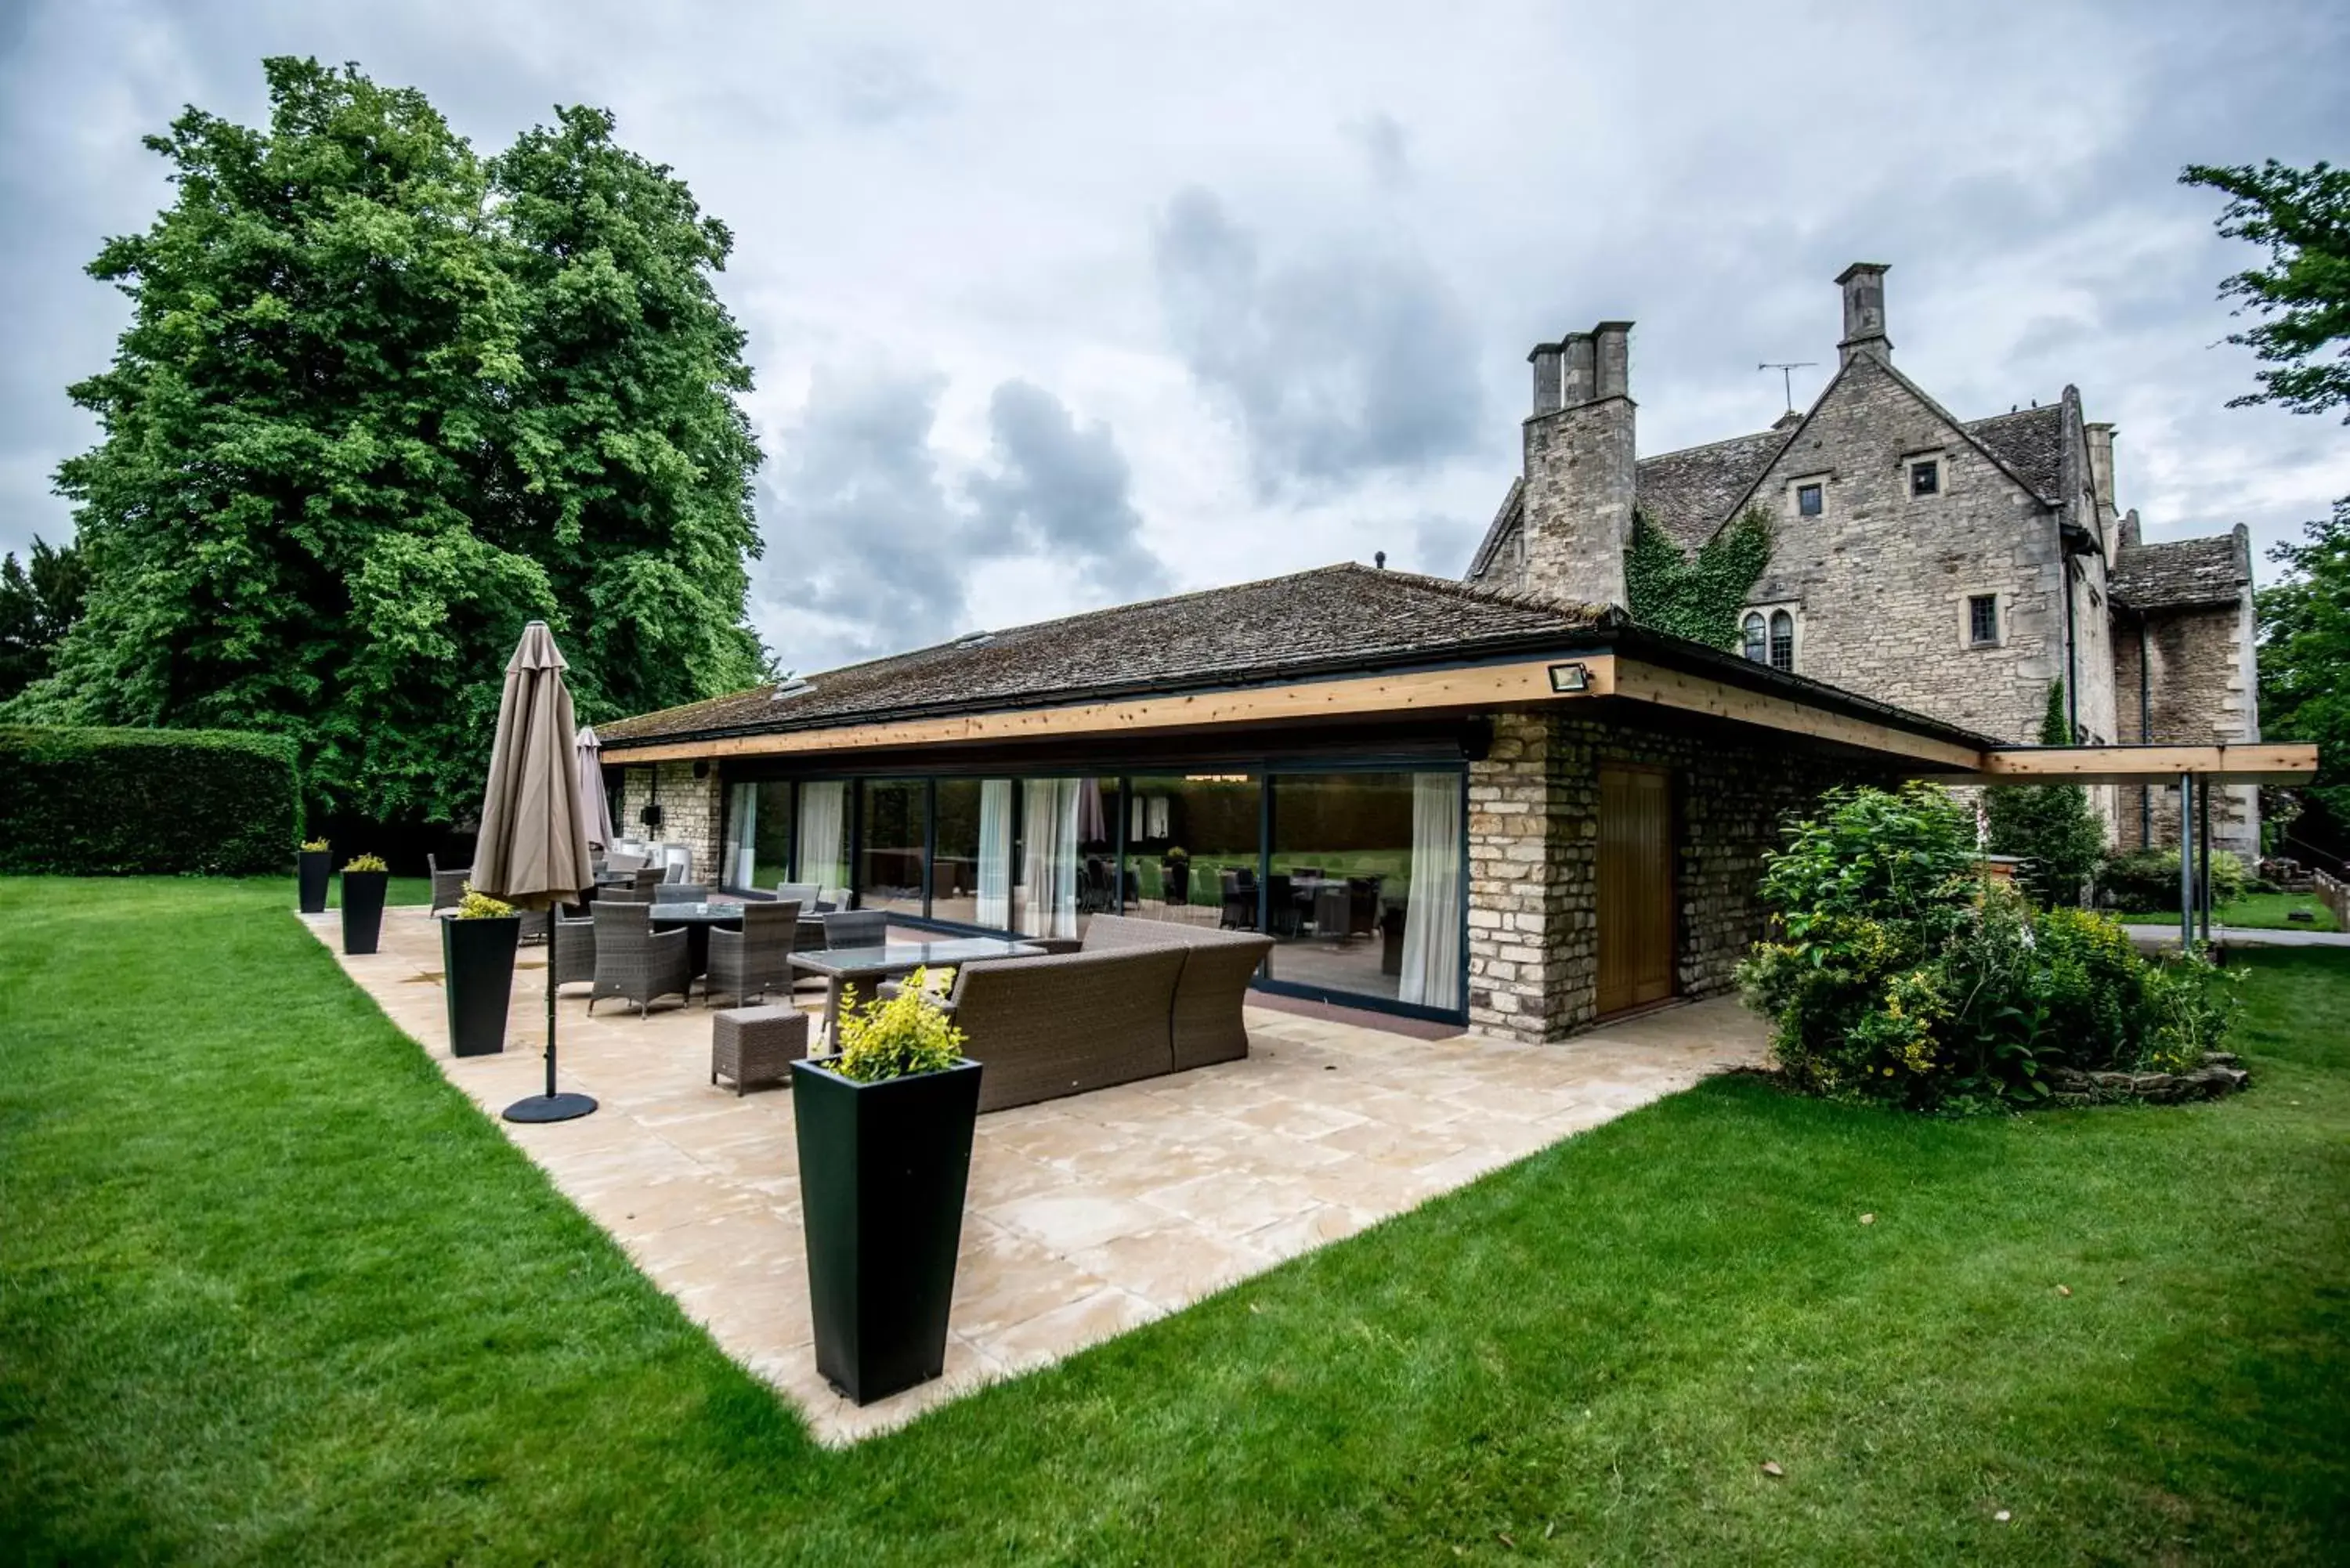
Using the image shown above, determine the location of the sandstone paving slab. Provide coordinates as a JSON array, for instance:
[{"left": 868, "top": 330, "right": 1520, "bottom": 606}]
[{"left": 302, "top": 905, "right": 1764, "bottom": 1443}]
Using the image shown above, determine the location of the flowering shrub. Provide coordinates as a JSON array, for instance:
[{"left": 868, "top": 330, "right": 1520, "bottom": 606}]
[
  {"left": 1740, "top": 785, "right": 2238, "bottom": 1112},
  {"left": 829, "top": 967, "right": 968, "bottom": 1083}
]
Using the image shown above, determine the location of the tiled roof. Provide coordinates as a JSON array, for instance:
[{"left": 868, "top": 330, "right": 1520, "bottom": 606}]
[
  {"left": 1961, "top": 405, "right": 2064, "bottom": 504},
  {"left": 1633, "top": 428, "right": 1795, "bottom": 550},
  {"left": 1464, "top": 398, "right": 2067, "bottom": 576},
  {"left": 599, "top": 564, "right": 1610, "bottom": 745},
  {"left": 2110, "top": 531, "right": 2248, "bottom": 611}
]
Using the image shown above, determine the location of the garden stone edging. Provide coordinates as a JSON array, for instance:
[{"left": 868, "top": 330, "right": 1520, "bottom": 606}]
[{"left": 2046, "top": 1053, "right": 2250, "bottom": 1107}]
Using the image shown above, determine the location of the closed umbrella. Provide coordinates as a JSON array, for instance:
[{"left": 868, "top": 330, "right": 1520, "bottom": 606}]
[
  {"left": 473, "top": 622, "right": 599, "bottom": 1124},
  {"left": 576, "top": 726, "right": 615, "bottom": 851}
]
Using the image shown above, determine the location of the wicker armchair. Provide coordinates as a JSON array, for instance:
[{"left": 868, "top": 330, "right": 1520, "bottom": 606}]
[
  {"left": 427, "top": 853, "right": 470, "bottom": 913},
  {"left": 821, "top": 909, "right": 888, "bottom": 950},
  {"left": 704, "top": 901, "right": 800, "bottom": 1007},
  {"left": 552, "top": 909, "right": 597, "bottom": 991},
  {"left": 586, "top": 901, "right": 691, "bottom": 1017}
]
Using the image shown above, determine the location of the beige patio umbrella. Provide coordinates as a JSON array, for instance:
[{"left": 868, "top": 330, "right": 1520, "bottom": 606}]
[{"left": 472, "top": 621, "right": 599, "bottom": 1123}]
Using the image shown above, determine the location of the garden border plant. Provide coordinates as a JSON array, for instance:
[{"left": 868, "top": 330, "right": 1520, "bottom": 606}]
[{"left": 1739, "top": 782, "right": 2242, "bottom": 1113}]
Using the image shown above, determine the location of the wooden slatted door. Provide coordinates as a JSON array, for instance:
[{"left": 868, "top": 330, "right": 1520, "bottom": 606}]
[{"left": 1596, "top": 764, "right": 1676, "bottom": 1016}]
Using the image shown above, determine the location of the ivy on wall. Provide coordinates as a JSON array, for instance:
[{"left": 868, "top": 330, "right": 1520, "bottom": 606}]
[{"left": 1623, "top": 505, "right": 1774, "bottom": 649}]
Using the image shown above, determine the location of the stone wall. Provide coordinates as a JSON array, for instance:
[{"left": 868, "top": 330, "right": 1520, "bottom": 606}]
[
  {"left": 1743, "top": 352, "right": 2063, "bottom": 745},
  {"left": 613, "top": 760, "right": 723, "bottom": 882},
  {"left": 2113, "top": 597, "right": 2261, "bottom": 862},
  {"left": 1467, "top": 709, "right": 1890, "bottom": 1043}
]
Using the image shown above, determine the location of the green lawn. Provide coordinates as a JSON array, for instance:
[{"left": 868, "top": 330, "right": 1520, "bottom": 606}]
[
  {"left": 324, "top": 873, "right": 433, "bottom": 909},
  {"left": 2115, "top": 891, "right": 2341, "bottom": 932},
  {"left": 3, "top": 878, "right": 2345, "bottom": 1564}
]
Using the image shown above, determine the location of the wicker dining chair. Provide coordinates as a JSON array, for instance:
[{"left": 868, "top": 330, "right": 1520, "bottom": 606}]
[
  {"left": 426, "top": 853, "right": 470, "bottom": 912},
  {"left": 586, "top": 901, "right": 691, "bottom": 1017},
  {"left": 552, "top": 909, "right": 597, "bottom": 991},
  {"left": 704, "top": 901, "right": 800, "bottom": 1007},
  {"left": 629, "top": 866, "right": 666, "bottom": 898},
  {"left": 821, "top": 909, "right": 888, "bottom": 950},
  {"left": 774, "top": 881, "right": 821, "bottom": 909},
  {"left": 662, "top": 883, "right": 713, "bottom": 904},
  {"left": 815, "top": 886, "right": 850, "bottom": 913}
]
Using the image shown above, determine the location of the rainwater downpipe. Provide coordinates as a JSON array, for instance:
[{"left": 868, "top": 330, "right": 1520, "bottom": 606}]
[
  {"left": 2138, "top": 619, "right": 2153, "bottom": 848},
  {"left": 2060, "top": 553, "right": 2080, "bottom": 739}
]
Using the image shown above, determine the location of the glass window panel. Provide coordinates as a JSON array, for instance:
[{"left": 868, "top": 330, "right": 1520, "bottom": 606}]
[
  {"left": 857, "top": 779, "right": 927, "bottom": 918},
  {"left": 1741, "top": 612, "right": 1766, "bottom": 663},
  {"left": 1011, "top": 776, "right": 1113, "bottom": 940},
  {"left": 1797, "top": 483, "right": 1823, "bottom": 516},
  {"left": 931, "top": 779, "right": 984, "bottom": 927},
  {"left": 1769, "top": 610, "right": 1795, "bottom": 671},
  {"left": 721, "top": 781, "right": 794, "bottom": 891},
  {"left": 1267, "top": 771, "right": 1460, "bottom": 1010},
  {"left": 1119, "top": 774, "right": 1260, "bottom": 930},
  {"left": 795, "top": 780, "right": 850, "bottom": 898}
]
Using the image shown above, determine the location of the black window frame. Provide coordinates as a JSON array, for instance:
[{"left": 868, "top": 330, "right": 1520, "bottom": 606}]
[
  {"left": 1795, "top": 482, "right": 1824, "bottom": 517},
  {"left": 1767, "top": 609, "right": 1795, "bottom": 672},
  {"left": 1910, "top": 459, "right": 1940, "bottom": 497},
  {"left": 1967, "top": 594, "right": 1999, "bottom": 647}
]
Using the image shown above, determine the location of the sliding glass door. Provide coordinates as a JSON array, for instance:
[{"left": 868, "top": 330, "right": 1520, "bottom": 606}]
[
  {"left": 721, "top": 781, "right": 794, "bottom": 891},
  {"left": 1262, "top": 771, "right": 1461, "bottom": 1010},
  {"left": 857, "top": 779, "right": 927, "bottom": 917}
]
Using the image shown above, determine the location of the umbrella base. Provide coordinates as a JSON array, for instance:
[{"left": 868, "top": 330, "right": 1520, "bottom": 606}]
[{"left": 502, "top": 1092, "right": 599, "bottom": 1124}]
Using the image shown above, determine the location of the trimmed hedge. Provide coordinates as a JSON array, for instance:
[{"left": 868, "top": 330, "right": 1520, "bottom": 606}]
[{"left": 0, "top": 726, "right": 300, "bottom": 876}]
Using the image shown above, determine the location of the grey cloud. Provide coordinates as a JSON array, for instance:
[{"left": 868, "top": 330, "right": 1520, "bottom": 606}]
[
  {"left": 761, "top": 365, "right": 970, "bottom": 664},
  {"left": 762, "top": 367, "right": 1166, "bottom": 670},
  {"left": 1153, "top": 186, "right": 1484, "bottom": 499},
  {"left": 830, "top": 45, "right": 948, "bottom": 126},
  {"left": 1346, "top": 111, "right": 1411, "bottom": 190},
  {"left": 967, "top": 379, "right": 1170, "bottom": 601}
]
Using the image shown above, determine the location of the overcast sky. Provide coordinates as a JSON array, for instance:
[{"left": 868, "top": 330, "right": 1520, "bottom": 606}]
[{"left": 3, "top": 0, "right": 2345, "bottom": 677}]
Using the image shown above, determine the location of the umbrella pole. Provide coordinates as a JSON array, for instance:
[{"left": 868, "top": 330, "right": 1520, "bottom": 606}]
[{"left": 503, "top": 910, "right": 598, "bottom": 1124}]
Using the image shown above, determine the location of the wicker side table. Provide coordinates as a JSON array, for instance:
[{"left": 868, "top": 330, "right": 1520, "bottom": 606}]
[{"left": 710, "top": 1005, "right": 810, "bottom": 1096}]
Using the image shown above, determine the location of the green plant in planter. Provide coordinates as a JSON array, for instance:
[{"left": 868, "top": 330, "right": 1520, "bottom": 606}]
[
  {"left": 300, "top": 836, "right": 330, "bottom": 852},
  {"left": 830, "top": 969, "right": 967, "bottom": 1082},
  {"left": 1162, "top": 846, "right": 1188, "bottom": 863},
  {"left": 454, "top": 885, "right": 515, "bottom": 919},
  {"left": 342, "top": 854, "right": 388, "bottom": 873}
]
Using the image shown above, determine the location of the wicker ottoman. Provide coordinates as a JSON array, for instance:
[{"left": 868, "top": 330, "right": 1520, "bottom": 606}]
[{"left": 710, "top": 1005, "right": 810, "bottom": 1096}]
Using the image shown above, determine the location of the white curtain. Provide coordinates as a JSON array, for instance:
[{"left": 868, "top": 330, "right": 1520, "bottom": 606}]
[
  {"left": 1400, "top": 772, "right": 1463, "bottom": 1009},
  {"left": 797, "top": 781, "right": 848, "bottom": 892},
  {"left": 727, "top": 783, "right": 758, "bottom": 887},
  {"left": 1018, "top": 778, "right": 1081, "bottom": 939},
  {"left": 977, "top": 779, "right": 1014, "bottom": 930}
]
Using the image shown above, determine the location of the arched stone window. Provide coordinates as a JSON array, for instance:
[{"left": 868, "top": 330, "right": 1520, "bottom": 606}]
[
  {"left": 1741, "top": 612, "right": 1767, "bottom": 664},
  {"left": 1768, "top": 609, "right": 1795, "bottom": 672}
]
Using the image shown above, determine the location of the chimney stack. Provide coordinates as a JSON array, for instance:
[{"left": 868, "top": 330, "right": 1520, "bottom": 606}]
[
  {"left": 1520, "top": 320, "right": 1636, "bottom": 611},
  {"left": 2084, "top": 422, "right": 2117, "bottom": 518},
  {"left": 1528, "top": 342, "right": 1563, "bottom": 415},
  {"left": 1835, "top": 262, "right": 1891, "bottom": 365}
]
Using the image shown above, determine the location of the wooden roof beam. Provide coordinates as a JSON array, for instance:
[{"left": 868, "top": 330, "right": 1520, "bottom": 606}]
[{"left": 1920, "top": 742, "right": 2319, "bottom": 786}]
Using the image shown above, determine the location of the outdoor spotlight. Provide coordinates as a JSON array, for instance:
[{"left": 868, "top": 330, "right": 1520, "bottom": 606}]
[{"left": 1547, "top": 661, "right": 1592, "bottom": 694}]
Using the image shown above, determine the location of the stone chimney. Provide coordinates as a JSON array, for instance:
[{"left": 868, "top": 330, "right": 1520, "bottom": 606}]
[
  {"left": 2084, "top": 422, "right": 2117, "bottom": 516},
  {"left": 2117, "top": 508, "right": 2141, "bottom": 551},
  {"left": 1835, "top": 262, "right": 1892, "bottom": 365},
  {"left": 1520, "top": 320, "right": 1636, "bottom": 610},
  {"left": 1528, "top": 341, "right": 1563, "bottom": 415}
]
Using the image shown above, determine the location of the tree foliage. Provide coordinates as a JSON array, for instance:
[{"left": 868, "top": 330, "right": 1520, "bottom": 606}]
[
  {"left": 2257, "top": 498, "right": 2350, "bottom": 820},
  {"left": 1983, "top": 681, "right": 2108, "bottom": 905},
  {"left": 11, "top": 59, "right": 765, "bottom": 826},
  {"left": 0, "top": 536, "right": 89, "bottom": 700},
  {"left": 1623, "top": 504, "right": 1773, "bottom": 649},
  {"left": 2180, "top": 159, "right": 2350, "bottom": 421}
]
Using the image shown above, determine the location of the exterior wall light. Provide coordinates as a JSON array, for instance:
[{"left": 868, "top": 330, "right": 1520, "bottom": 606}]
[{"left": 1548, "top": 662, "right": 1592, "bottom": 693}]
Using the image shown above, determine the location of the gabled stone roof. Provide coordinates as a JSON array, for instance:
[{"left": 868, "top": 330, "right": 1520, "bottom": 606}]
[
  {"left": 1961, "top": 405, "right": 2065, "bottom": 504},
  {"left": 1463, "top": 397, "right": 2067, "bottom": 578},
  {"left": 599, "top": 563, "right": 1610, "bottom": 746},
  {"left": 2110, "top": 531, "right": 2249, "bottom": 611}
]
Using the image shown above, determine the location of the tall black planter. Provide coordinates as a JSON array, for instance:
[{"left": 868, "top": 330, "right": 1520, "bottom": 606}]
[
  {"left": 297, "top": 850, "right": 331, "bottom": 914},
  {"left": 1163, "top": 862, "right": 1189, "bottom": 907},
  {"left": 791, "top": 1057, "right": 984, "bottom": 1405},
  {"left": 340, "top": 870, "right": 389, "bottom": 955},
  {"left": 440, "top": 914, "right": 519, "bottom": 1057}
]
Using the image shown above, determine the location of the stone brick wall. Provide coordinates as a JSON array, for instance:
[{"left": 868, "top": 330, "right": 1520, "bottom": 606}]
[
  {"left": 1467, "top": 708, "right": 1893, "bottom": 1043},
  {"left": 1743, "top": 353, "right": 2062, "bottom": 745},
  {"left": 2113, "top": 597, "right": 2261, "bottom": 862},
  {"left": 613, "top": 760, "right": 723, "bottom": 881}
]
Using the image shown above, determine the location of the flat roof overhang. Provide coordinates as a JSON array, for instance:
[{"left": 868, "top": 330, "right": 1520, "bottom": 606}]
[{"left": 1924, "top": 742, "right": 2319, "bottom": 786}]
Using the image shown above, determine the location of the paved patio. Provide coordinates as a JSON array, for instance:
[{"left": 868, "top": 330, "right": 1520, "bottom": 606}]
[{"left": 306, "top": 905, "right": 1766, "bottom": 1443}]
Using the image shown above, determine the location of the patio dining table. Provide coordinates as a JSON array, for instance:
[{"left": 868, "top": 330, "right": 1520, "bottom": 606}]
[
  {"left": 648, "top": 900, "right": 743, "bottom": 977},
  {"left": 790, "top": 938, "right": 1049, "bottom": 1046}
]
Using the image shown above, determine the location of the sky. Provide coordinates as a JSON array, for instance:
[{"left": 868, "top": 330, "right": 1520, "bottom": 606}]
[{"left": 2, "top": 0, "right": 2345, "bottom": 678}]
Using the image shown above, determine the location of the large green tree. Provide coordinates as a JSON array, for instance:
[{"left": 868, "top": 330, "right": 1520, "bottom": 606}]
[
  {"left": 2184, "top": 158, "right": 2350, "bottom": 828},
  {"left": 2258, "top": 502, "right": 2350, "bottom": 820},
  {"left": 0, "top": 535, "right": 89, "bottom": 700},
  {"left": 16, "top": 59, "right": 765, "bottom": 825},
  {"left": 2180, "top": 160, "right": 2350, "bottom": 420}
]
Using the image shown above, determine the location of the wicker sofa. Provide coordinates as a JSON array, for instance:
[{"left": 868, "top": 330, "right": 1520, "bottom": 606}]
[{"left": 931, "top": 916, "right": 1273, "bottom": 1112}]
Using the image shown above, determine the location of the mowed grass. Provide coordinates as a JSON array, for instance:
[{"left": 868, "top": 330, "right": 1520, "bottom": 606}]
[
  {"left": 2116, "top": 891, "right": 2341, "bottom": 932},
  {"left": 2, "top": 877, "right": 2345, "bottom": 1565},
  {"left": 324, "top": 874, "right": 432, "bottom": 909}
]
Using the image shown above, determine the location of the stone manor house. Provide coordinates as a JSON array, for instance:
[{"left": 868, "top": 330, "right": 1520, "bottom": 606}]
[{"left": 1463, "top": 262, "right": 2264, "bottom": 862}]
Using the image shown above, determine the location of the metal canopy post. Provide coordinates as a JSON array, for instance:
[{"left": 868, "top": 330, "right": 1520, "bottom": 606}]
[{"left": 2177, "top": 772, "right": 2195, "bottom": 952}]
